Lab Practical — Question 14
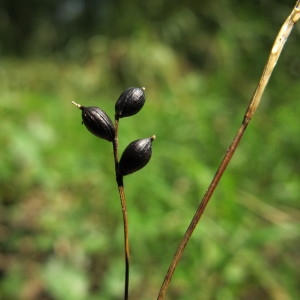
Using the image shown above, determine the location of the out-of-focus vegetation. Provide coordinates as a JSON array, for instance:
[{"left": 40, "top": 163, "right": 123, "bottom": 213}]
[{"left": 1, "top": 0, "right": 300, "bottom": 299}]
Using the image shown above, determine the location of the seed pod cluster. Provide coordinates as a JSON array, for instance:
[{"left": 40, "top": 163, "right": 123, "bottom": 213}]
[
  {"left": 115, "top": 87, "right": 146, "bottom": 118},
  {"left": 72, "top": 87, "right": 155, "bottom": 177},
  {"left": 72, "top": 101, "right": 115, "bottom": 142},
  {"left": 119, "top": 136, "right": 156, "bottom": 176}
]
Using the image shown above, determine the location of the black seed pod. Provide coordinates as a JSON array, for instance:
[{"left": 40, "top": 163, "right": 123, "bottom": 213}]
[
  {"left": 119, "top": 135, "right": 156, "bottom": 176},
  {"left": 115, "top": 87, "right": 146, "bottom": 118},
  {"left": 72, "top": 101, "right": 115, "bottom": 142}
]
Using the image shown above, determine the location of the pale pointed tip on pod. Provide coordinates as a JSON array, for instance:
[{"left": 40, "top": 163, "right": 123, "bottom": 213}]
[
  {"left": 118, "top": 136, "right": 155, "bottom": 176},
  {"left": 72, "top": 101, "right": 83, "bottom": 109},
  {"left": 115, "top": 87, "right": 146, "bottom": 118}
]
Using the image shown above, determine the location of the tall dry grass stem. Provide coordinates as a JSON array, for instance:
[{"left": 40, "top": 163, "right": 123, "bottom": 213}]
[{"left": 157, "top": 1, "right": 300, "bottom": 299}]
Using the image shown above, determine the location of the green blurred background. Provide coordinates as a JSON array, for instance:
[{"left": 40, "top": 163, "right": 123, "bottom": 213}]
[{"left": 1, "top": 0, "right": 300, "bottom": 299}]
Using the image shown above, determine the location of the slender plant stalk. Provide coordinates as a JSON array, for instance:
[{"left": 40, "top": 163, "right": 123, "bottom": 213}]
[
  {"left": 113, "top": 118, "right": 130, "bottom": 300},
  {"left": 157, "top": 2, "right": 300, "bottom": 299}
]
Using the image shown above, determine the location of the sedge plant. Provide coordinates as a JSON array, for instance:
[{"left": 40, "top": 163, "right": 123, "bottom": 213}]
[{"left": 72, "top": 87, "right": 155, "bottom": 300}]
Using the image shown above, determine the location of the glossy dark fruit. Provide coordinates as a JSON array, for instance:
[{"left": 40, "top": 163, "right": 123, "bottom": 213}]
[
  {"left": 119, "top": 135, "right": 156, "bottom": 176},
  {"left": 115, "top": 87, "right": 146, "bottom": 118},
  {"left": 72, "top": 101, "right": 115, "bottom": 142}
]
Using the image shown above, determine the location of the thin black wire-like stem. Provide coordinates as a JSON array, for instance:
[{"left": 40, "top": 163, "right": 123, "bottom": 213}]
[
  {"left": 157, "top": 2, "right": 300, "bottom": 299},
  {"left": 113, "top": 118, "right": 130, "bottom": 300}
]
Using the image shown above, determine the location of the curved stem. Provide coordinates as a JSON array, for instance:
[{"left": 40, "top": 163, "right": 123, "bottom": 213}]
[
  {"left": 157, "top": 2, "right": 300, "bottom": 299},
  {"left": 113, "top": 118, "right": 130, "bottom": 300}
]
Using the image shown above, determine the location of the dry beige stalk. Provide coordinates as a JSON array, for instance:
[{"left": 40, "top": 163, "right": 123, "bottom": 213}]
[{"left": 157, "top": 2, "right": 300, "bottom": 299}]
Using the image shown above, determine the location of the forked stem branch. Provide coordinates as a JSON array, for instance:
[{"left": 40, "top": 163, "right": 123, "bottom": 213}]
[{"left": 157, "top": 2, "right": 300, "bottom": 299}]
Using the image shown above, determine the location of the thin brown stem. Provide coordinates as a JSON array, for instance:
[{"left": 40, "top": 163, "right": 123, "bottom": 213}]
[
  {"left": 118, "top": 182, "right": 130, "bottom": 300},
  {"left": 157, "top": 2, "right": 300, "bottom": 299},
  {"left": 113, "top": 119, "right": 120, "bottom": 174},
  {"left": 113, "top": 118, "right": 130, "bottom": 300}
]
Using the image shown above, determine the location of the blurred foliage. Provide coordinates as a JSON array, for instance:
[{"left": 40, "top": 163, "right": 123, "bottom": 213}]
[{"left": 0, "top": 0, "right": 300, "bottom": 299}]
